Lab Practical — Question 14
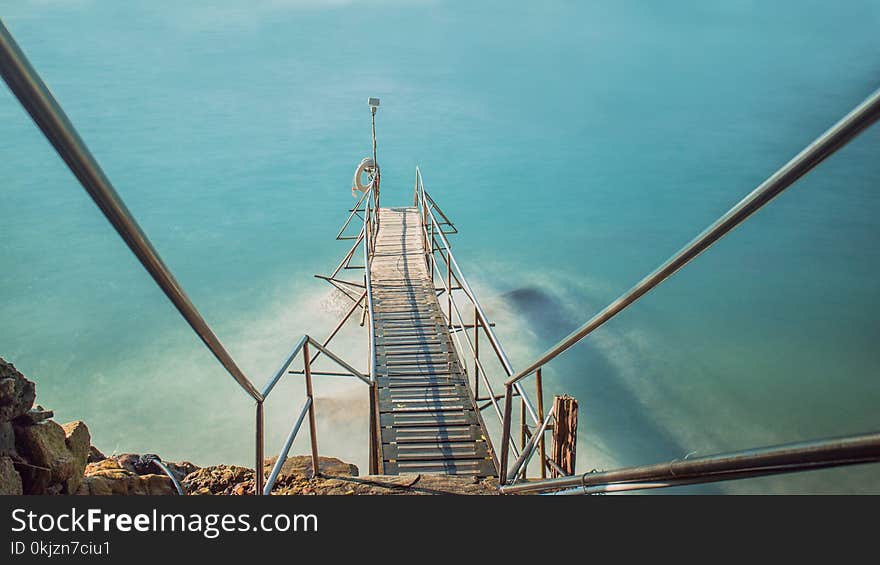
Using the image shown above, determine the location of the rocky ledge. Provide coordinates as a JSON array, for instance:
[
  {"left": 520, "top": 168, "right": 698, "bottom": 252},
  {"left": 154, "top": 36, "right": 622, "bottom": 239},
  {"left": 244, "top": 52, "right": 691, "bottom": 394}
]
[
  {"left": 184, "top": 455, "right": 497, "bottom": 495},
  {"left": 0, "top": 357, "right": 497, "bottom": 496}
]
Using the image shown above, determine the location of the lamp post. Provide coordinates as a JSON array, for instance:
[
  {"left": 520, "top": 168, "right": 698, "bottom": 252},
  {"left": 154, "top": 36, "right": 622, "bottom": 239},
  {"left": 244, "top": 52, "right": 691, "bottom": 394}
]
[{"left": 368, "top": 97, "right": 380, "bottom": 207}]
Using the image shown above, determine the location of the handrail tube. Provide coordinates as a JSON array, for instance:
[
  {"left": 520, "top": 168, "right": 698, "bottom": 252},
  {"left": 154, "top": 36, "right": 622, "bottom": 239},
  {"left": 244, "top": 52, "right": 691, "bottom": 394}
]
[
  {"left": 500, "top": 431, "right": 880, "bottom": 494},
  {"left": 0, "top": 20, "right": 262, "bottom": 402},
  {"left": 263, "top": 397, "right": 313, "bottom": 494},
  {"left": 329, "top": 227, "right": 365, "bottom": 279},
  {"left": 418, "top": 178, "right": 539, "bottom": 425},
  {"left": 427, "top": 249, "right": 515, "bottom": 449},
  {"left": 261, "top": 335, "right": 309, "bottom": 398},
  {"left": 506, "top": 404, "right": 555, "bottom": 483},
  {"left": 504, "top": 87, "right": 880, "bottom": 388},
  {"left": 336, "top": 189, "right": 370, "bottom": 240},
  {"left": 434, "top": 258, "right": 510, "bottom": 440},
  {"left": 147, "top": 456, "right": 185, "bottom": 495},
  {"left": 288, "top": 370, "right": 364, "bottom": 378},
  {"left": 362, "top": 193, "right": 378, "bottom": 384},
  {"left": 307, "top": 337, "right": 371, "bottom": 385},
  {"left": 306, "top": 291, "right": 366, "bottom": 367}
]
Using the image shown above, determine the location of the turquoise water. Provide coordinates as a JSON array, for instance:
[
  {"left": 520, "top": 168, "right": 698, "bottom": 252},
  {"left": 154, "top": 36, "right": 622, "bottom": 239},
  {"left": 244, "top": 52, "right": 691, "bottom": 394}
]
[{"left": 2, "top": 1, "right": 879, "bottom": 493}]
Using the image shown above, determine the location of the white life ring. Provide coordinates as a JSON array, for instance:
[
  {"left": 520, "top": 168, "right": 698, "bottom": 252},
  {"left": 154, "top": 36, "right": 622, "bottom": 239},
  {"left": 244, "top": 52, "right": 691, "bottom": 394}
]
[{"left": 352, "top": 157, "right": 379, "bottom": 196}]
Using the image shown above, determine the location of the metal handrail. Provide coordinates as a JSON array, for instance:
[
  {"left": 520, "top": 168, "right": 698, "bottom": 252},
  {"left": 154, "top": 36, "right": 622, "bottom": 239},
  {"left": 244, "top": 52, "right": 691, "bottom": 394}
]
[
  {"left": 258, "top": 334, "right": 370, "bottom": 494},
  {"left": 501, "top": 431, "right": 880, "bottom": 495},
  {"left": 415, "top": 170, "right": 553, "bottom": 476},
  {"left": 0, "top": 19, "right": 262, "bottom": 402},
  {"left": 362, "top": 187, "right": 378, "bottom": 385},
  {"left": 145, "top": 456, "right": 186, "bottom": 495},
  {"left": 415, "top": 168, "right": 539, "bottom": 425},
  {"left": 263, "top": 397, "right": 312, "bottom": 494},
  {"left": 493, "top": 86, "right": 880, "bottom": 486},
  {"left": 416, "top": 86, "right": 880, "bottom": 488},
  {"left": 503, "top": 87, "right": 880, "bottom": 389},
  {"left": 1, "top": 20, "right": 375, "bottom": 495}
]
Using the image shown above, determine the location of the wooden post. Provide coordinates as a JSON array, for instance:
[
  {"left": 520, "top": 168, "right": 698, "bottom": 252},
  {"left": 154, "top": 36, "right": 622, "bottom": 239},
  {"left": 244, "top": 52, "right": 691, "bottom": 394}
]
[{"left": 550, "top": 395, "right": 578, "bottom": 477}]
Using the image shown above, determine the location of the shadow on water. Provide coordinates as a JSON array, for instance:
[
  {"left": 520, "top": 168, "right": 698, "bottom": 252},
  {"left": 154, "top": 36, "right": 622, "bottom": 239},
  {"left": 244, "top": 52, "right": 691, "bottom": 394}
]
[{"left": 500, "top": 286, "right": 722, "bottom": 494}]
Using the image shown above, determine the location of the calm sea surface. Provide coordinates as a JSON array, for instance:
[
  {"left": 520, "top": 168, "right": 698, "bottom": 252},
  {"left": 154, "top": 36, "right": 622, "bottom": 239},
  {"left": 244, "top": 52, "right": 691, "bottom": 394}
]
[{"left": 2, "top": 1, "right": 879, "bottom": 492}]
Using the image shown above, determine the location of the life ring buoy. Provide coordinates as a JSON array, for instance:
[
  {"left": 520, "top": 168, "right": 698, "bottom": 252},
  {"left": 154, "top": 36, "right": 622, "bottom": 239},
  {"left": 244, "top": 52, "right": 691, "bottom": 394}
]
[{"left": 352, "top": 157, "right": 379, "bottom": 196}]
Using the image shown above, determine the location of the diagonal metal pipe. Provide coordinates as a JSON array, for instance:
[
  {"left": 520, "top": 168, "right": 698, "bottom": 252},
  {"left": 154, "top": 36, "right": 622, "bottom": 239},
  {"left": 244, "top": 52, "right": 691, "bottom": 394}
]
[
  {"left": 504, "top": 86, "right": 880, "bottom": 388},
  {"left": 0, "top": 19, "right": 262, "bottom": 401},
  {"left": 501, "top": 431, "right": 880, "bottom": 494}
]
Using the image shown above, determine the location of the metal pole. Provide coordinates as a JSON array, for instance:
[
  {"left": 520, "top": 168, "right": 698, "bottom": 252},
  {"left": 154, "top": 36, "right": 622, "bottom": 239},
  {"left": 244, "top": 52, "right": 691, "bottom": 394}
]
[
  {"left": 146, "top": 456, "right": 185, "bottom": 495},
  {"left": 428, "top": 221, "right": 434, "bottom": 275},
  {"left": 303, "top": 341, "right": 320, "bottom": 477},
  {"left": 505, "top": 87, "right": 880, "bottom": 388},
  {"left": 501, "top": 431, "right": 880, "bottom": 494},
  {"left": 371, "top": 107, "right": 378, "bottom": 208},
  {"left": 423, "top": 201, "right": 539, "bottom": 425},
  {"left": 506, "top": 404, "right": 555, "bottom": 483},
  {"left": 255, "top": 401, "right": 264, "bottom": 495},
  {"left": 369, "top": 382, "right": 378, "bottom": 474},
  {"left": 519, "top": 396, "right": 527, "bottom": 479},
  {"left": 499, "top": 385, "right": 513, "bottom": 482},
  {"left": 536, "top": 368, "right": 546, "bottom": 479},
  {"left": 473, "top": 306, "right": 480, "bottom": 399},
  {"left": 446, "top": 251, "right": 452, "bottom": 325},
  {"left": 0, "top": 19, "right": 262, "bottom": 402},
  {"left": 263, "top": 397, "right": 312, "bottom": 495}
]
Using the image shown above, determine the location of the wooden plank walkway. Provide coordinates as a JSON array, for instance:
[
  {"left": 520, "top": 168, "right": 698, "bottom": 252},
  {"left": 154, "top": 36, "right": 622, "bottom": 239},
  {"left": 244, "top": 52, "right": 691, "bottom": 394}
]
[{"left": 371, "top": 207, "right": 496, "bottom": 476}]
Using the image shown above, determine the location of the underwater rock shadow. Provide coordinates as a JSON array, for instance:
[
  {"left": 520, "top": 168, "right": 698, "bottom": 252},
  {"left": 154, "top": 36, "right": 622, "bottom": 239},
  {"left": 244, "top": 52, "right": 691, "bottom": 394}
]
[{"left": 500, "top": 286, "right": 722, "bottom": 494}]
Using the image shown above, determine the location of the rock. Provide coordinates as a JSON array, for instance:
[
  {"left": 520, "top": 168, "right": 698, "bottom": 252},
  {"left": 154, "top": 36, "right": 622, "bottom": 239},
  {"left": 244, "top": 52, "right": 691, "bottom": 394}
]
[
  {"left": 77, "top": 458, "right": 174, "bottom": 495},
  {"left": 182, "top": 465, "right": 253, "bottom": 495},
  {"left": 263, "top": 455, "right": 358, "bottom": 480},
  {"left": 87, "top": 445, "right": 106, "bottom": 463},
  {"left": 160, "top": 460, "right": 199, "bottom": 483},
  {"left": 14, "top": 406, "right": 54, "bottom": 425},
  {"left": 180, "top": 456, "right": 497, "bottom": 496},
  {"left": 108, "top": 453, "right": 198, "bottom": 483},
  {"left": 0, "top": 456, "right": 23, "bottom": 495},
  {"left": 13, "top": 420, "right": 77, "bottom": 494},
  {"left": 0, "top": 359, "right": 36, "bottom": 422},
  {"left": 61, "top": 421, "right": 90, "bottom": 494},
  {"left": 113, "top": 453, "right": 141, "bottom": 475},
  {"left": 0, "top": 421, "right": 15, "bottom": 457},
  {"left": 267, "top": 472, "right": 498, "bottom": 496}
]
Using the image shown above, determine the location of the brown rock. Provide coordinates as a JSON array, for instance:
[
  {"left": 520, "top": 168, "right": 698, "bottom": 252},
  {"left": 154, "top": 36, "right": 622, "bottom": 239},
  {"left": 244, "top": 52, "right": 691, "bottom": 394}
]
[
  {"left": 0, "top": 359, "right": 36, "bottom": 422},
  {"left": 160, "top": 460, "right": 199, "bottom": 483},
  {"left": 0, "top": 456, "right": 23, "bottom": 495},
  {"left": 87, "top": 445, "right": 106, "bottom": 463},
  {"left": 263, "top": 455, "right": 358, "bottom": 480},
  {"left": 0, "top": 421, "right": 15, "bottom": 457},
  {"left": 182, "top": 465, "right": 253, "bottom": 495},
  {"left": 77, "top": 458, "right": 174, "bottom": 495},
  {"left": 108, "top": 453, "right": 198, "bottom": 483},
  {"left": 61, "top": 421, "right": 90, "bottom": 494},
  {"left": 14, "top": 406, "right": 54, "bottom": 425},
  {"left": 13, "top": 420, "right": 76, "bottom": 494}
]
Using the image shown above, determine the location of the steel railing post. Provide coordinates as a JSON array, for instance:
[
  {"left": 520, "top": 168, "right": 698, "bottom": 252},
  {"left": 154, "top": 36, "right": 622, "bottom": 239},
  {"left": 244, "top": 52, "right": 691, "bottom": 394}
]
[
  {"left": 303, "top": 341, "right": 320, "bottom": 477},
  {"left": 499, "top": 385, "right": 514, "bottom": 484},
  {"left": 536, "top": 368, "right": 547, "bottom": 479},
  {"left": 255, "top": 401, "right": 265, "bottom": 495},
  {"left": 473, "top": 306, "right": 480, "bottom": 399}
]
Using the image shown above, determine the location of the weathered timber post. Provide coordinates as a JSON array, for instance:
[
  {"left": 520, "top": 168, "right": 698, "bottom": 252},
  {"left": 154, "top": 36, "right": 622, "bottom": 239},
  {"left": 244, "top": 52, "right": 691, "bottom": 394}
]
[{"left": 550, "top": 395, "right": 578, "bottom": 477}]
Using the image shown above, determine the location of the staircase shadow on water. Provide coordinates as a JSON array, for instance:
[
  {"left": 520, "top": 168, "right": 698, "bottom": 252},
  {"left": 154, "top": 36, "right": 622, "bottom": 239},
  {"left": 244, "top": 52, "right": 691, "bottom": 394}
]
[{"left": 500, "top": 286, "right": 722, "bottom": 494}]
